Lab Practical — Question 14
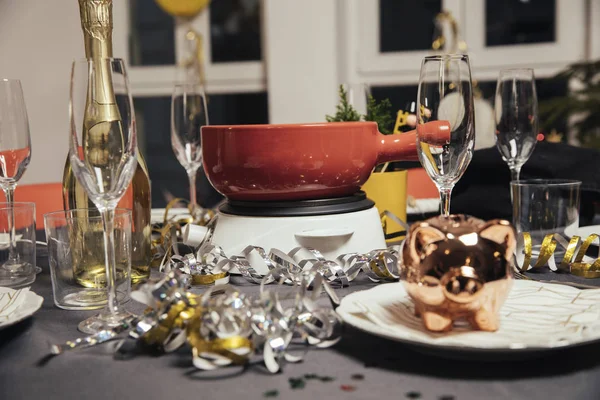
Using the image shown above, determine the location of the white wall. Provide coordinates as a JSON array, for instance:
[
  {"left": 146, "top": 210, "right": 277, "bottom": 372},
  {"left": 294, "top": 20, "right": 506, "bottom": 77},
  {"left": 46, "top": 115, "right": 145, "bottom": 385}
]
[
  {"left": 0, "top": 0, "right": 82, "bottom": 185},
  {"left": 263, "top": 0, "right": 338, "bottom": 124}
]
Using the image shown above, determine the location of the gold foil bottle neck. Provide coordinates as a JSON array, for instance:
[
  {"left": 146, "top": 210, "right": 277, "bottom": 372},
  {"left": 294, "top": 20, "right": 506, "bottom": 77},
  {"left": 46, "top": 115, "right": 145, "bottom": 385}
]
[{"left": 79, "top": 0, "right": 113, "bottom": 57}]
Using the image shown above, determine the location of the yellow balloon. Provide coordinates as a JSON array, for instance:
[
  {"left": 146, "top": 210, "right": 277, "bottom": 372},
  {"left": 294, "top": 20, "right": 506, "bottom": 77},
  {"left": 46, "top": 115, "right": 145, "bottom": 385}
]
[{"left": 155, "top": 0, "right": 210, "bottom": 18}]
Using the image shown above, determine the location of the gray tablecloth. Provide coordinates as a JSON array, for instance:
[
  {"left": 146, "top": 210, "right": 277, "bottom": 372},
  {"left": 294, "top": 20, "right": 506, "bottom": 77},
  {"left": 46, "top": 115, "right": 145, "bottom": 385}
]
[{"left": 2, "top": 245, "right": 600, "bottom": 400}]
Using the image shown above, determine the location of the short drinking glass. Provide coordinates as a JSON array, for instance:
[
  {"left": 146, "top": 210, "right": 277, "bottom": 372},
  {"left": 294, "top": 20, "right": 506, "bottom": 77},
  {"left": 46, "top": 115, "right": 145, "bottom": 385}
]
[
  {"left": 511, "top": 179, "right": 581, "bottom": 269},
  {"left": 0, "top": 202, "right": 36, "bottom": 287},
  {"left": 45, "top": 209, "right": 131, "bottom": 310}
]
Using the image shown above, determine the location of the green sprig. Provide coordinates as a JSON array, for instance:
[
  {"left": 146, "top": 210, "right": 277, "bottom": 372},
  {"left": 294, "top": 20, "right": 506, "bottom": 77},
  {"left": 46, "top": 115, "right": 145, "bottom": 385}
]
[
  {"left": 326, "top": 85, "right": 361, "bottom": 122},
  {"left": 365, "top": 94, "right": 394, "bottom": 134},
  {"left": 326, "top": 85, "right": 395, "bottom": 135}
]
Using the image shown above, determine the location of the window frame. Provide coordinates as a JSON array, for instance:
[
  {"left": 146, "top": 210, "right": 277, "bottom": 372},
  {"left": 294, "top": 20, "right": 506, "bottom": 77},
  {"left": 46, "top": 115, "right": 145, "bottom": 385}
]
[
  {"left": 353, "top": 0, "right": 462, "bottom": 85},
  {"left": 115, "top": 0, "right": 266, "bottom": 97},
  {"left": 349, "top": 0, "right": 587, "bottom": 86},
  {"left": 463, "top": 0, "right": 586, "bottom": 75}
]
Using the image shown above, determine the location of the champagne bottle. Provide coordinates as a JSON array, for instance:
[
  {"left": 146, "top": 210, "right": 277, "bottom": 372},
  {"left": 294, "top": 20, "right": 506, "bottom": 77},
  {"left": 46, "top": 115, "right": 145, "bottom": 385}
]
[{"left": 63, "top": 0, "right": 152, "bottom": 284}]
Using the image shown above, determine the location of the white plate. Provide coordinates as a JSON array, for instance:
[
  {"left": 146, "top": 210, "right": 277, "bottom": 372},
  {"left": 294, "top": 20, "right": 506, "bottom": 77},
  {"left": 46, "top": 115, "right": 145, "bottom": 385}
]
[
  {"left": 336, "top": 280, "right": 600, "bottom": 358},
  {"left": 407, "top": 198, "right": 439, "bottom": 215},
  {"left": 564, "top": 225, "right": 600, "bottom": 239},
  {"left": 0, "top": 287, "right": 43, "bottom": 330},
  {"left": 151, "top": 208, "right": 191, "bottom": 224}
]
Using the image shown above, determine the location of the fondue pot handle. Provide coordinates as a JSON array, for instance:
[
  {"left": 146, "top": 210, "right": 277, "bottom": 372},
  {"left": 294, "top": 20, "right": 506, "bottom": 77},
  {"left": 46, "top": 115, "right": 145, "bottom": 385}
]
[{"left": 376, "top": 120, "right": 451, "bottom": 165}]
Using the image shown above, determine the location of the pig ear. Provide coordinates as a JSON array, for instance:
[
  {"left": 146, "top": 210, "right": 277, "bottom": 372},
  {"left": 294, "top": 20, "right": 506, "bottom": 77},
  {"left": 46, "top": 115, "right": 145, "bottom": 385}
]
[
  {"left": 408, "top": 223, "right": 446, "bottom": 260},
  {"left": 478, "top": 220, "right": 517, "bottom": 259}
]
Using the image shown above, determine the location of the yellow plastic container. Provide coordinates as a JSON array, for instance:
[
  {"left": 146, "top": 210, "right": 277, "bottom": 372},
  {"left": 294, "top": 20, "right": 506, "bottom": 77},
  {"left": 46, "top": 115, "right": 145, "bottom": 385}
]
[{"left": 361, "top": 170, "right": 408, "bottom": 242}]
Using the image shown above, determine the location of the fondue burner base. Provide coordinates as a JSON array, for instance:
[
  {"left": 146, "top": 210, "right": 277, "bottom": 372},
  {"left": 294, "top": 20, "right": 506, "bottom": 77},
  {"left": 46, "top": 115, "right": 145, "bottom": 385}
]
[
  {"left": 219, "top": 191, "right": 375, "bottom": 217},
  {"left": 207, "top": 192, "right": 387, "bottom": 269}
]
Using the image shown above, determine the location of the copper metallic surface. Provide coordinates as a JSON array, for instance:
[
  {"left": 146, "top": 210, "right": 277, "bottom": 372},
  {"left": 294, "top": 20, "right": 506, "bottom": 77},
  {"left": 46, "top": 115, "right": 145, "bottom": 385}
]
[{"left": 401, "top": 215, "right": 516, "bottom": 332}]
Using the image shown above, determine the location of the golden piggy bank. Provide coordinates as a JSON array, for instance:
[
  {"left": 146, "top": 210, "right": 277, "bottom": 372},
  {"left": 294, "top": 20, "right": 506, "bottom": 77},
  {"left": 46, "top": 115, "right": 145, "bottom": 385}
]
[{"left": 401, "top": 215, "right": 516, "bottom": 332}]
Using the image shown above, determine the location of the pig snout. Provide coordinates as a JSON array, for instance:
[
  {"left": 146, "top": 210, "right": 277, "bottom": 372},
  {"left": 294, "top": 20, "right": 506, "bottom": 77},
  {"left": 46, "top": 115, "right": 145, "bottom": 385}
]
[{"left": 440, "top": 266, "right": 484, "bottom": 303}]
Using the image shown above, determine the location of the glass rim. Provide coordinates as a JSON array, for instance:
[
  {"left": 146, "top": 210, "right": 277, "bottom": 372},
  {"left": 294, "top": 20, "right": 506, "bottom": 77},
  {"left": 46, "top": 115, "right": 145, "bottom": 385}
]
[
  {"left": 423, "top": 54, "right": 469, "bottom": 61},
  {"left": 43, "top": 208, "right": 132, "bottom": 221},
  {"left": 0, "top": 78, "right": 22, "bottom": 83},
  {"left": 499, "top": 68, "right": 535, "bottom": 78},
  {"left": 173, "top": 82, "right": 207, "bottom": 94},
  {"left": 0, "top": 202, "right": 35, "bottom": 211},
  {"left": 510, "top": 179, "right": 581, "bottom": 188},
  {"left": 500, "top": 67, "right": 534, "bottom": 73}
]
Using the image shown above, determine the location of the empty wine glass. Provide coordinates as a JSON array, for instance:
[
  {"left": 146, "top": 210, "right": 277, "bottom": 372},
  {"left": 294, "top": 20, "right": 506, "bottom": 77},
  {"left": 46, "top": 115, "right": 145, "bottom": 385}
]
[
  {"left": 0, "top": 79, "right": 35, "bottom": 286},
  {"left": 69, "top": 58, "right": 138, "bottom": 333},
  {"left": 416, "top": 54, "right": 475, "bottom": 217},
  {"left": 494, "top": 68, "right": 538, "bottom": 182},
  {"left": 171, "top": 83, "right": 208, "bottom": 212}
]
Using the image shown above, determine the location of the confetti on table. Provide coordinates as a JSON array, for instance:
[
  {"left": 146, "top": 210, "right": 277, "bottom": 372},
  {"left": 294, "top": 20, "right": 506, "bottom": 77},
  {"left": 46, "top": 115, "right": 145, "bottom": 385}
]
[
  {"left": 340, "top": 385, "right": 356, "bottom": 392},
  {"left": 289, "top": 378, "right": 306, "bottom": 390}
]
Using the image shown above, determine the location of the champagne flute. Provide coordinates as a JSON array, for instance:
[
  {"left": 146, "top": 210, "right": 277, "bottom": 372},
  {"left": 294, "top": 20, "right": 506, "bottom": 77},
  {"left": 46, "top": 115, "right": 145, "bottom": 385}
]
[
  {"left": 69, "top": 58, "right": 138, "bottom": 334},
  {"left": 494, "top": 68, "right": 538, "bottom": 182},
  {"left": 416, "top": 54, "right": 475, "bottom": 217},
  {"left": 0, "top": 79, "right": 34, "bottom": 286},
  {"left": 171, "top": 83, "right": 208, "bottom": 212}
]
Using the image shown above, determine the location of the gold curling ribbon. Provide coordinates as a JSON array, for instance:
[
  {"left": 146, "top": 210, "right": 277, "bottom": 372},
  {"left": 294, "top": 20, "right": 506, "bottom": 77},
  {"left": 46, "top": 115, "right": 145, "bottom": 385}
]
[
  {"left": 186, "top": 315, "right": 253, "bottom": 365},
  {"left": 142, "top": 297, "right": 198, "bottom": 346},
  {"left": 191, "top": 271, "right": 229, "bottom": 285},
  {"left": 151, "top": 197, "right": 215, "bottom": 268},
  {"left": 183, "top": 29, "right": 206, "bottom": 88},
  {"left": 431, "top": 11, "right": 468, "bottom": 53},
  {"left": 142, "top": 297, "right": 252, "bottom": 364},
  {"left": 369, "top": 254, "right": 394, "bottom": 279},
  {"left": 520, "top": 232, "right": 600, "bottom": 278}
]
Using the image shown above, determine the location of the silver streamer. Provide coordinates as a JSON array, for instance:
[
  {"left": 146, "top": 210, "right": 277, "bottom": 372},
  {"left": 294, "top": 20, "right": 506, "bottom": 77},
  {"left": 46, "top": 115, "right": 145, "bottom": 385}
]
[{"left": 161, "top": 241, "right": 402, "bottom": 287}]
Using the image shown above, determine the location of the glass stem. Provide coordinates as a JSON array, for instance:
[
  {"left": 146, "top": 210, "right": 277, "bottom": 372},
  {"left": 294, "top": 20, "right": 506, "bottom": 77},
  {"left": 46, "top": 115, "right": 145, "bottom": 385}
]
[
  {"left": 100, "top": 208, "right": 119, "bottom": 316},
  {"left": 439, "top": 187, "right": 453, "bottom": 217},
  {"left": 3, "top": 184, "right": 19, "bottom": 264},
  {"left": 510, "top": 166, "right": 521, "bottom": 182},
  {"left": 188, "top": 169, "right": 198, "bottom": 208}
]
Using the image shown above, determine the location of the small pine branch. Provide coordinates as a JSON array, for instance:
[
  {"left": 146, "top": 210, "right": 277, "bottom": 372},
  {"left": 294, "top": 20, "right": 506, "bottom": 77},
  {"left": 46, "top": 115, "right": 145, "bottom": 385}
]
[
  {"left": 538, "top": 59, "right": 600, "bottom": 146},
  {"left": 364, "top": 95, "right": 394, "bottom": 134},
  {"left": 326, "top": 85, "right": 361, "bottom": 122}
]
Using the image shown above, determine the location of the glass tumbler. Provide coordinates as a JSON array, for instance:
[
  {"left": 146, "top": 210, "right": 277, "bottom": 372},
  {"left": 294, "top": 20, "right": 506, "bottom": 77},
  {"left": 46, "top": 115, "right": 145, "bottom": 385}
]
[
  {"left": 511, "top": 179, "right": 581, "bottom": 267},
  {"left": 44, "top": 209, "right": 132, "bottom": 310},
  {"left": 0, "top": 202, "right": 36, "bottom": 288}
]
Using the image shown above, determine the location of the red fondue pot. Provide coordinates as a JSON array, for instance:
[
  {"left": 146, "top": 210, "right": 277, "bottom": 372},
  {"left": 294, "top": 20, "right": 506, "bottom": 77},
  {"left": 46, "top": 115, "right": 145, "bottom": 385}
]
[{"left": 201, "top": 121, "right": 449, "bottom": 201}]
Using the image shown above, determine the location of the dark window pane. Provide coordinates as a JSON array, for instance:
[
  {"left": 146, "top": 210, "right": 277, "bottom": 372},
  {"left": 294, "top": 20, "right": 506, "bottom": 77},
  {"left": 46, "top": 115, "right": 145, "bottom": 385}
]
[
  {"left": 371, "top": 77, "right": 568, "bottom": 144},
  {"left": 134, "top": 93, "right": 268, "bottom": 208},
  {"left": 370, "top": 85, "right": 420, "bottom": 169},
  {"left": 210, "top": 0, "right": 262, "bottom": 63},
  {"left": 486, "top": 0, "right": 556, "bottom": 47},
  {"left": 379, "top": 0, "right": 441, "bottom": 53},
  {"left": 370, "top": 84, "right": 418, "bottom": 128},
  {"left": 129, "top": 0, "right": 175, "bottom": 66}
]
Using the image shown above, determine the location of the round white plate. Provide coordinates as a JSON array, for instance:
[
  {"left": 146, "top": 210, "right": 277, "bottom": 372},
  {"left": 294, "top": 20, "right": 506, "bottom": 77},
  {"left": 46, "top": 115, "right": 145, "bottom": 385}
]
[
  {"left": 151, "top": 208, "right": 191, "bottom": 224},
  {"left": 564, "top": 225, "right": 600, "bottom": 239},
  {"left": 337, "top": 280, "right": 600, "bottom": 358},
  {"left": 407, "top": 198, "right": 439, "bottom": 215},
  {"left": 0, "top": 287, "right": 43, "bottom": 330}
]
